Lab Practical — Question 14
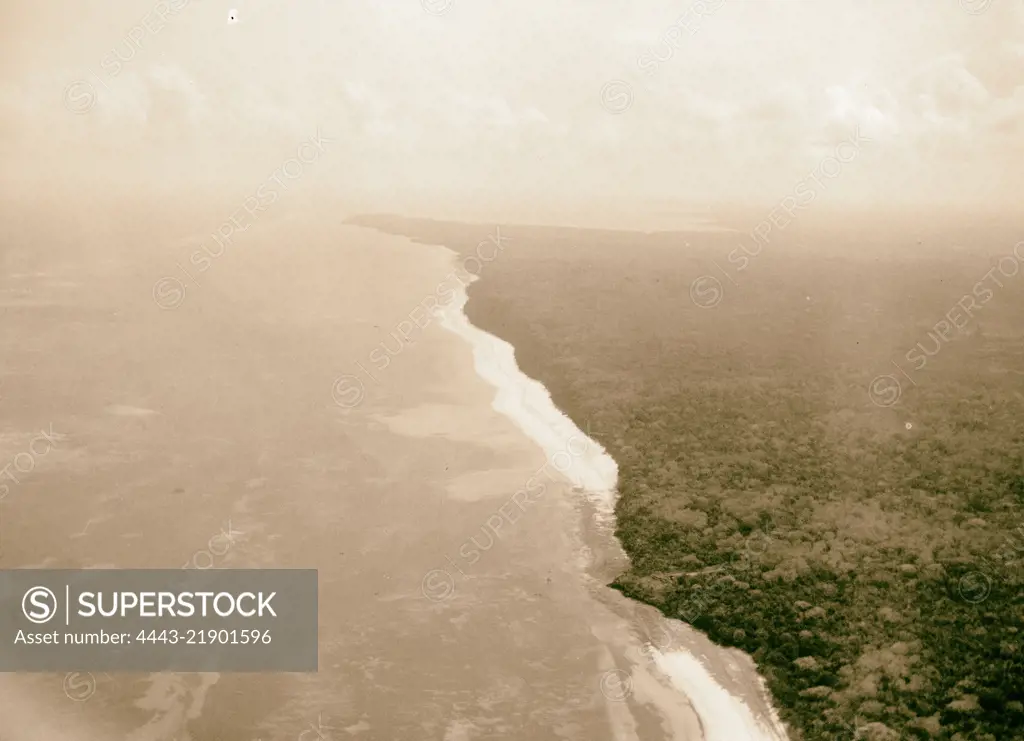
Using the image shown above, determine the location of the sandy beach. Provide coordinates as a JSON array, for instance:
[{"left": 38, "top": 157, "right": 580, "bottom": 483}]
[{"left": 0, "top": 204, "right": 786, "bottom": 740}]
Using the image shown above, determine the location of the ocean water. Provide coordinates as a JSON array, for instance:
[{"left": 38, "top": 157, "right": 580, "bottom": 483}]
[{"left": 0, "top": 212, "right": 789, "bottom": 740}]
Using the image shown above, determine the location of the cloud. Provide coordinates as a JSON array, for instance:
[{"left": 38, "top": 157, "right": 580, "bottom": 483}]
[
  {"left": 0, "top": 0, "right": 1021, "bottom": 209},
  {"left": 443, "top": 93, "right": 550, "bottom": 131},
  {"left": 823, "top": 84, "right": 900, "bottom": 141},
  {"left": 909, "top": 54, "right": 990, "bottom": 116}
]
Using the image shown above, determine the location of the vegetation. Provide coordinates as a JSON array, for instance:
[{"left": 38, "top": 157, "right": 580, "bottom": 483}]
[{"left": 351, "top": 213, "right": 1024, "bottom": 740}]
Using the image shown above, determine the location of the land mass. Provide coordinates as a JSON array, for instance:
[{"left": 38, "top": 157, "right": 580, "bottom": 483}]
[{"left": 349, "top": 213, "right": 1024, "bottom": 741}]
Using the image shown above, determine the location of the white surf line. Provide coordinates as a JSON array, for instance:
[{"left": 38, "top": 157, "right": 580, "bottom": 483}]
[
  {"left": 651, "top": 650, "right": 789, "bottom": 741},
  {"left": 434, "top": 271, "right": 619, "bottom": 519},
  {"left": 432, "top": 254, "right": 790, "bottom": 741}
]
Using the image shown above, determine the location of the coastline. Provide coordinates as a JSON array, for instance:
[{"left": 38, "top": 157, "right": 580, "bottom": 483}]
[{"left": 430, "top": 244, "right": 790, "bottom": 741}]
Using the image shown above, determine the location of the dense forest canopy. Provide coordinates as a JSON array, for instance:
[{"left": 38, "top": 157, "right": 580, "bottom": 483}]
[{"left": 352, "top": 214, "right": 1024, "bottom": 741}]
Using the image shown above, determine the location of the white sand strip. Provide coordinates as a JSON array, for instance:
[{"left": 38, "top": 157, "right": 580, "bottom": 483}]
[
  {"left": 432, "top": 254, "right": 789, "bottom": 741},
  {"left": 434, "top": 272, "right": 619, "bottom": 516},
  {"left": 652, "top": 650, "right": 790, "bottom": 741}
]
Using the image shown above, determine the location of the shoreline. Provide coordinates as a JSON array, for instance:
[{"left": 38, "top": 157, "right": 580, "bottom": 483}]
[{"left": 430, "top": 243, "right": 790, "bottom": 741}]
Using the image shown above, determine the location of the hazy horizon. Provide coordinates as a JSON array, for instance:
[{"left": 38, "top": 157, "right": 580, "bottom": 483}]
[{"left": 2, "top": 0, "right": 1023, "bottom": 220}]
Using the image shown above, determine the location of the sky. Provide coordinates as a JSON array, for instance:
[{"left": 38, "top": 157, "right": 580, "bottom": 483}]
[{"left": 1, "top": 0, "right": 1022, "bottom": 217}]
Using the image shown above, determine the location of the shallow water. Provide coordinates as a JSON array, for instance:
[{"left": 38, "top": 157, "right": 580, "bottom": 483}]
[
  {"left": 0, "top": 212, "right": 785, "bottom": 740},
  {"left": 435, "top": 272, "right": 619, "bottom": 515}
]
